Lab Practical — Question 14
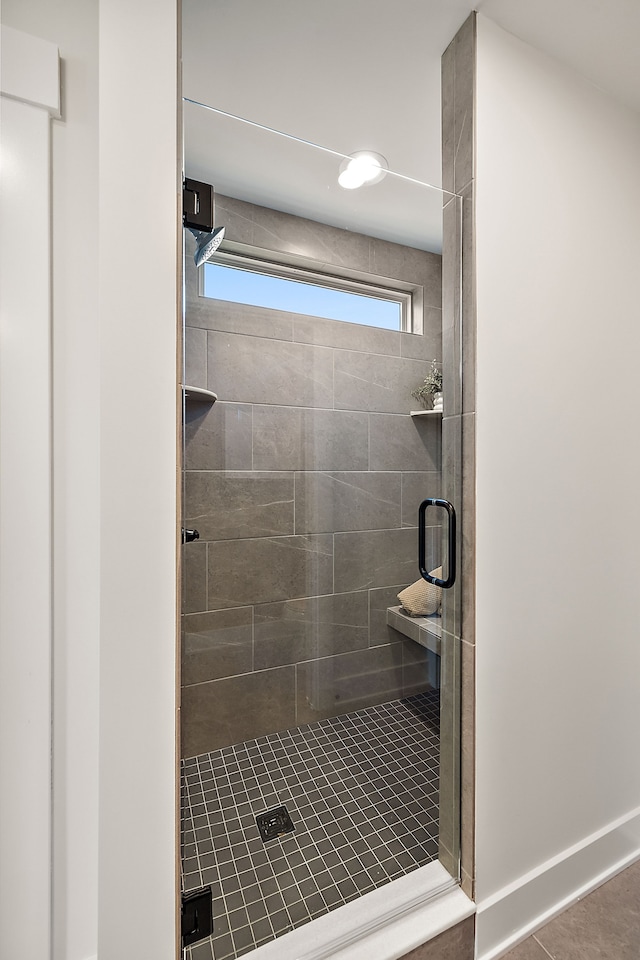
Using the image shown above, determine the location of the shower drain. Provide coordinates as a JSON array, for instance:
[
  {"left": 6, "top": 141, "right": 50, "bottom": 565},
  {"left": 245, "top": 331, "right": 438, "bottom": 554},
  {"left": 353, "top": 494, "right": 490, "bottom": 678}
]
[{"left": 256, "top": 805, "right": 295, "bottom": 842}]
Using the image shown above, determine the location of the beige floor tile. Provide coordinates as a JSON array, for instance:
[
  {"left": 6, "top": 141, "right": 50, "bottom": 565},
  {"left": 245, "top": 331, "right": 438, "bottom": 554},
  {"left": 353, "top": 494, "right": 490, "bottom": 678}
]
[
  {"left": 502, "top": 937, "right": 552, "bottom": 960},
  {"left": 535, "top": 861, "right": 640, "bottom": 960}
]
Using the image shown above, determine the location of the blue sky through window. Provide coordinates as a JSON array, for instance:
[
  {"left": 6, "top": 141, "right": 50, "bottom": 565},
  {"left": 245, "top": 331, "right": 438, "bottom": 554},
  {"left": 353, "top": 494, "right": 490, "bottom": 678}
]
[{"left": 203, "top": 263, "right": 402, "bottom": 330}]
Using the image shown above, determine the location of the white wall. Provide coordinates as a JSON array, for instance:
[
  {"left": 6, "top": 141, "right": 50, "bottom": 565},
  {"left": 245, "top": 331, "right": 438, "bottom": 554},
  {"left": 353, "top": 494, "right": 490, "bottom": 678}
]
[
  {"left": 2, "top": 6, "right": 101, "bottom": 958},
  {"left": 474, "top": 15, "right": 640, "bottom": 958},
  {"left": 0, "top": 27, "right": 59, "bottom": 959},
  {"left": 0, "top": 3, "right": 179, "bottom": 959},
  {"left": 97, "top": 0, "right": 179, "bottom": 956}
]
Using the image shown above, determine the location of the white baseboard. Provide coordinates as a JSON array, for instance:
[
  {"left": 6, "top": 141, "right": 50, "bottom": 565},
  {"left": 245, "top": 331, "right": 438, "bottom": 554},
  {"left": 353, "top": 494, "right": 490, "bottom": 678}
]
[{"left": 476, "top": 805, "right": 640, "bottom": 960}]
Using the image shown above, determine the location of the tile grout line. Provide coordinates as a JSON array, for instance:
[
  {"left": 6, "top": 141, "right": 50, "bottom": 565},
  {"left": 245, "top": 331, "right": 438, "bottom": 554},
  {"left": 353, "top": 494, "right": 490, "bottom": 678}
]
[
  {"left": 185, "top": 693, "right": 440, "bottom": 960},
  {"left": 532, "top": 935, "right": 556, "bottom": 959}
]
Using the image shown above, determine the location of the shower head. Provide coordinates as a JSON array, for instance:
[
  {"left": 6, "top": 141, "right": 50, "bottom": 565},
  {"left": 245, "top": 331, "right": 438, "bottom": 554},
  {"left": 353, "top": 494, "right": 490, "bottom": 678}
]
[{"left": 189, "top": 226, "right": 226, "bottom": 268}]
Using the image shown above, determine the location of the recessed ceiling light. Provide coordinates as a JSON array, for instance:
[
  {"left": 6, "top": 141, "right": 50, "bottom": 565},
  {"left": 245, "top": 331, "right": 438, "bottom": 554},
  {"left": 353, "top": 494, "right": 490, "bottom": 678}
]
[{"left": 338, "top": 151, "right": 388, "bottom": 190}]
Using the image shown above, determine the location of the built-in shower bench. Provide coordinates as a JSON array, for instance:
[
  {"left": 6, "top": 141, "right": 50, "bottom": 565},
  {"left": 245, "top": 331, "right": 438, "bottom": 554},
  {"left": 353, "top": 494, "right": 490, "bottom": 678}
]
[{"left": 386, "top": 605, "right": 442, "bottom": 656}]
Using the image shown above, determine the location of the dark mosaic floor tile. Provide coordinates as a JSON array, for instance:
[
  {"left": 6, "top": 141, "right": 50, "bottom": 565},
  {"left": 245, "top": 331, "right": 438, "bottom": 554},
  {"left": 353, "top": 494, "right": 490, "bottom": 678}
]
[
  {"left": 246, "top": 898, "right": 268, "bottom": 922},
  {"left": 298, "top": 876, "right": 320, "bottom": 898},
  {"left": 221, "top": 875, "right": 240, "bottom": 895},
  {"left": 224, "top": 890, "right": 244, "bottom": 913},
  {"left": 181, "top": 691, "right": 440, "bottom": 960},
  {"left": 264, "top": 892, "right": 285, "bottom": 914},
  {"left": 213, "top": 909, "right": 230, "bottom": 935},
  {"left": 251, "top": 916, "right": 273, "bottom": 942},
  {"left": 256, "top": 872, "right": 278, "bottom": 893},
  {"left": 321, "top": 885, "right": 344, "bottom": 908},
  {"left": 287, "top": 899, "right": 312, "bottom": 925},
  {"left": 210, "top": 933, "right": 233, "bottom": 960},
  {"left": 270, "top": 908, "right": 292, "bottom": 934},
  {"left": 231, "top": 925, "right": 254, "bottom": 953},
  {"left": 188, "top": 938, "right": 215, "bottom": 960},
  {"left": 227, "top": 906, "right": 249, "bottom": 930}
]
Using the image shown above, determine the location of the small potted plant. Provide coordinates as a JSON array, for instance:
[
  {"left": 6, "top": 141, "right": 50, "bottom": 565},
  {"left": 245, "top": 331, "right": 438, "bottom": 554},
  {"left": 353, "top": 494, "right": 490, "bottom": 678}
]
[{"left": 411, "top": 360, "right": 443, "bottom": 411}]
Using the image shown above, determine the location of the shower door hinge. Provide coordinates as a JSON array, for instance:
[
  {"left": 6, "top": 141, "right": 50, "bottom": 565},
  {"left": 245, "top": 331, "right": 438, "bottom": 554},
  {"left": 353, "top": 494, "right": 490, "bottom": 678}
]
[
  {"left": 183, "top": 177, "right": 214, "bottom": 232},
  {"left": 181, "top": 886, "right": 213, "bottom": 948}
]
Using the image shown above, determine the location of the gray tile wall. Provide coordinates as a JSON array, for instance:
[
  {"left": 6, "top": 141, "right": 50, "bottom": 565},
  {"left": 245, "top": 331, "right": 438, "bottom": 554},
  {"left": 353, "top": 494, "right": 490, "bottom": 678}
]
[
  {"left": 181, "top": 199, "right": 444, "bottom": 756},
  {"left": 441, "top": 12, "right": 477, "bottom": 899}
]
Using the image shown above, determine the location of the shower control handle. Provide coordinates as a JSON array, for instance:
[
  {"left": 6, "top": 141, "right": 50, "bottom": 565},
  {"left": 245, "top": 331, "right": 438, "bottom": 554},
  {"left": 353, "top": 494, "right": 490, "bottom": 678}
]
[
  {"left": 418, "top": 499, "right": 456, "bottom": 589},
  {"left": 182, "top": 528, "right": 200, "bottom": 544}
]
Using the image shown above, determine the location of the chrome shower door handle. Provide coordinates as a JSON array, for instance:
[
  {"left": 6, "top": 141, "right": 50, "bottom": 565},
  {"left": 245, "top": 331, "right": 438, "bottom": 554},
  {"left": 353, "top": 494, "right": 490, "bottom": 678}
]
[{"left": 418, "top": 498, "right": 456, "bottom": 589}]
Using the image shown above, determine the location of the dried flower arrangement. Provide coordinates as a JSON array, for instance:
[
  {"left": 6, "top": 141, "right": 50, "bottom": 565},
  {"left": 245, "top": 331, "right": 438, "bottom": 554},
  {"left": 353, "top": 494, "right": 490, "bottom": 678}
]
[{"left": 411, "top": 359, "right": 443, "bottom": 409}]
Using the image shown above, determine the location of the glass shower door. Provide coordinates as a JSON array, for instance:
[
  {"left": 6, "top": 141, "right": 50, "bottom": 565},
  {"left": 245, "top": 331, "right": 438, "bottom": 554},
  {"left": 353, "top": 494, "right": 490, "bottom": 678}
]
[{"left": 180, "top": 102, "right": 463, "bottom": 960}]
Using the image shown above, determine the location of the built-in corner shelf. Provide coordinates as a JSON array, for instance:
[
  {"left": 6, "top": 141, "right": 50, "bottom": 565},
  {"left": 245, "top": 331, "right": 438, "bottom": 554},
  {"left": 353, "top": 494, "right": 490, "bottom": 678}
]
[
  {"left": 387, "top": 605, "right": 442, "bottom": 656},
  {"left": 410, "top": 409, "right": 442, "bottom": 418},
  {"left": 184, "top": 385, "right": 217, "bottom": 404}
]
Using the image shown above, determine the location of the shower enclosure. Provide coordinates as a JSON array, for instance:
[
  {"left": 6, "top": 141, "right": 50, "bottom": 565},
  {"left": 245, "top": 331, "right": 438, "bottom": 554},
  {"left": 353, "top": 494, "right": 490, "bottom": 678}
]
[{"left": 179, "top": 101, "right": 463, "bottom": 960}]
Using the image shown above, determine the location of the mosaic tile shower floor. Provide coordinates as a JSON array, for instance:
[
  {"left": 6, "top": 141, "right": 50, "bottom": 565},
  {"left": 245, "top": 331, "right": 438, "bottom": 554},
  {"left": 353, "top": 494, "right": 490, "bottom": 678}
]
[{"left": 181, "top": 690, "right": 440, "bottom": 960}]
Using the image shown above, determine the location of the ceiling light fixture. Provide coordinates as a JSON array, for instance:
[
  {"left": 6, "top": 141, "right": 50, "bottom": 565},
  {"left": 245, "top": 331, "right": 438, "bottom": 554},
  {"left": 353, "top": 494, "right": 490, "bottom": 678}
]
[{"left": 338, "top": 151, "right": 388, "bottom": 190}]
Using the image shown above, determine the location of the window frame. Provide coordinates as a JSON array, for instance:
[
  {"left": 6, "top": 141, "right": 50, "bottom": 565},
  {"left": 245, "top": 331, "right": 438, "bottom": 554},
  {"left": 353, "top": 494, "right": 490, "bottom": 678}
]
[{"left": 199, "top": 241, "right": 425, "bottom": 335}]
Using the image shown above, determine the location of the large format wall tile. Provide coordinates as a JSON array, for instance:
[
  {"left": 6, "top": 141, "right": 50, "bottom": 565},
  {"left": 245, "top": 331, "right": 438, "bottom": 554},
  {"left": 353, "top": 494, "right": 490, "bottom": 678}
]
[
  {"left": 369, "top": 414, "right": 441, "bottom": 472},
  {"left": 182, "top": 666, "right": 296, "bottom": 755},
  {"left": 184, "top": 230, "right": 199, "bottom": 303},
  {"left": 294, "top": 472, "right": 401, "bottom": 535},
  {"left": 371, "top": 240, "right": 442, "bottom": 300},
  {"left": 254, "top": 591, "right": 369, "bottom": 669},
  {"left": 460, "top": 637, "right": 475, "bottom": 900},
  {"left": 368, "top": 585, "right": 408, "bottom": 646},
  {"left": 182, "top": 607, "right": 253, "bottom": 685},
  {"left": 461, "top": 412, "right": 476, "bottom": 645},
  {"left": 402, "top": 472, "right": 443, "bottom": 527},
  {"left": 441, "top": 19, "right": 476, "bottom": 197},
  {"left": 215, "top": 195, "right": 256, "bottom": 246},
  {"left": 183, "top": 540, "right": 207, "bottom": 614},
  {"left": 402, "top": 471, "right": 445, "bottom": 574},
  {"left": 252, "top": 206, "right": 372, "bottom": 273},
  {"left": 400, "top": 314, "right": 442, "bottom": 361},
  {"left": 188, "top": 297, "right": 295, "bottom": 340},
  {"left": 441, "top": 414, "right": 462, "bottom": 641},
  {"left": 293, "top": 314, "right": 401, "bottom": 357},
  {"left": 184, "top": 325, "right": 207, "bottom": 387},
  {"left": 182, "top": 197, "right": 446, "bottom": 754},
  {"left": 216, "top": 194, "right": 443, "bottom": 294},
  {"left": 253, "top": 406, "right": 369, "bottom": 472},
  {"left": 208, "top": 331, "right": 334, "bottom": 407},
  {"left": 441, "top": 197, "right": 462, "bottom": 418},
  {"left": 441, "top": 29, "right": 456, "bottom": 196},
  {"left": 453, "top": 14, "right": 476, "bottom": 195},
  {"left": 295, "top": 644, "right": 405, "bottom": 724},
  {"left": 422, "top": 526, "right": 443, "bottom": 578},
  {"left": 334, "top": 528, "right": 418, "bottom": 593},
  {"left": 208, "top": 535, "right": 333, "bottom": 609},
  {"left": 461, "top": 182, "right": 476, "bottom": 415},
  {"left": 185, "top": 471, "right": 294, "bottom": 541},
  {"left": 440, "top": 12, "right": 477, "bottom": 891},
  {"left": 184, "top": 401, "right": 253, "bottom": 472},
  {"left": 403, "top": 641, "right": 438, "bottom": 698},
  {"left": 334, "top": 350, "right": 430, "bottom": 414}
]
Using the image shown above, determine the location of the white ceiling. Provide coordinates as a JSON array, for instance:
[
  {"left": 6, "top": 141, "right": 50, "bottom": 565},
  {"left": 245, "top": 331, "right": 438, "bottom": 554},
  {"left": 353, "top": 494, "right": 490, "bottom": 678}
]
[{"left": 182, "top": 0, "right": 640, "bottom": 251}]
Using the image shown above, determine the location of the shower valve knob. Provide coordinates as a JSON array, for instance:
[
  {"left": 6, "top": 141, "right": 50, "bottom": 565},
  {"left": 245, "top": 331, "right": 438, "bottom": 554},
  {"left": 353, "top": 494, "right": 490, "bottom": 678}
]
[{"left": 182, "top": 528, "right": 200, "bottom": 544}]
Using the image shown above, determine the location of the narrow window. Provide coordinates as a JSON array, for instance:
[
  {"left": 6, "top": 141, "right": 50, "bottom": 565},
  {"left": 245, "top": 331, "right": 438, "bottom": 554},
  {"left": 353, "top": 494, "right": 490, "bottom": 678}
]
[{"left": 202, "top": 259, "right": 411, "bottom": 332}]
